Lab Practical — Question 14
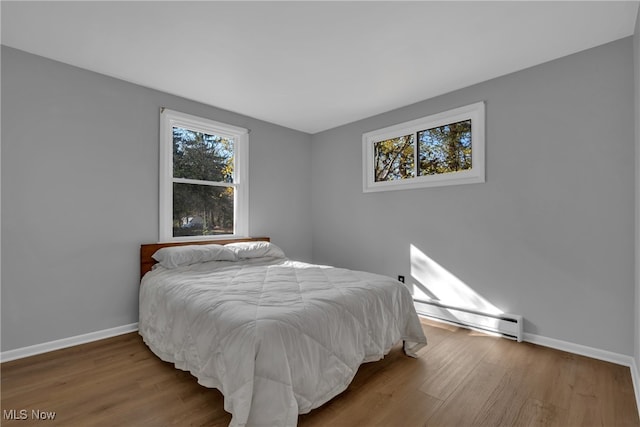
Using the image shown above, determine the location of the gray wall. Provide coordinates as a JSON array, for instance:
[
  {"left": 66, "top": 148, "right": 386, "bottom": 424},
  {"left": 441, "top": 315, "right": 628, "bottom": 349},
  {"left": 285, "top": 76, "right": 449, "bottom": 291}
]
[
  {"left": 1, "top": 46, "right": 312, "bottom": 352},
  {"left": 634, "top": 7, "right": 640, "bottom": 375},
  {"left": 311, "top": 38, "right": 636, "bottom": 356},
  {"left": 2, "top": 36, "right": 637, "bottom": 358}
]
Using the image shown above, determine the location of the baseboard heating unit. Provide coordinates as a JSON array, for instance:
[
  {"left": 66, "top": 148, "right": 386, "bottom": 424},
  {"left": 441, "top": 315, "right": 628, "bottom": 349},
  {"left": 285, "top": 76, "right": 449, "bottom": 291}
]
[{"left": 414, "top": 299, "right": 523, "bottom": 342}]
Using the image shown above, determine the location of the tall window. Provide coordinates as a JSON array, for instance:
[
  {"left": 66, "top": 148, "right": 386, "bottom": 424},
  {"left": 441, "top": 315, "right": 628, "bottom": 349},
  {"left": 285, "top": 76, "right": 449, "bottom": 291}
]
[
  {"left": 363, "top": 102, "right": 485, "bottom": 192},
  {"left": 159, "top": 109, "right": 248, "bottom": 241}
]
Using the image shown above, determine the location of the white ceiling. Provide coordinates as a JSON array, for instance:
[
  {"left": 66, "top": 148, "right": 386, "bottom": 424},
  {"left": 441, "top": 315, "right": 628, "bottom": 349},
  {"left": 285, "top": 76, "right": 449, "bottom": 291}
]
[{"left": 2, "top": 1, "right": 638, "bottom": 134}]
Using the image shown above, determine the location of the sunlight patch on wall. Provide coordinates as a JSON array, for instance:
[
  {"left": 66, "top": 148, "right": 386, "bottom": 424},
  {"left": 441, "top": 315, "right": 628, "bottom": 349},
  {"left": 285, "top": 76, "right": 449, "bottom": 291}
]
[{"left": 410, "top": 244, "right": 503, "bottom": 315}]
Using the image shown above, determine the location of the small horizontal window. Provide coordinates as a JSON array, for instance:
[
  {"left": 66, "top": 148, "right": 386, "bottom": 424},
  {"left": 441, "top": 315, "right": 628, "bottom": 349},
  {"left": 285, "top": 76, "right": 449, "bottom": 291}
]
[{"left": 363, "top": 102, "right": 485, "bottom": 192}]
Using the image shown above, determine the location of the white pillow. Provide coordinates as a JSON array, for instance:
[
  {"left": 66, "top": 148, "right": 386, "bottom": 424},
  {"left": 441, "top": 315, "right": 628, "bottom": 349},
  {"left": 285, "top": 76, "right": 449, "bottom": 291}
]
[
  {"left": 225, "top": 241, "right": 286, "bottom": 259},
  {"left": 152, "top": 244, "right": 237, "bottom": 269}
]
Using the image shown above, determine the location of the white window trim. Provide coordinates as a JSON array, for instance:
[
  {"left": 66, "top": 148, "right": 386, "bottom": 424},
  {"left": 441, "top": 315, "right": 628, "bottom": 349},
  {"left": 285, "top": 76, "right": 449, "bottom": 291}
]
[
  {"left": 362, "top": 102, "right": 485, "bottom": 193},
  {"left": 159, "top": 108, "right": 249, "bottom": 242}
]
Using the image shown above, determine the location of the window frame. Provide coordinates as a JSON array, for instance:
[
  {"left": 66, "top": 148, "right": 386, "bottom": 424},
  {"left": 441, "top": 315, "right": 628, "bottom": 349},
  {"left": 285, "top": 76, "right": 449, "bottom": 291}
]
[
  {"left": 159, "top": 108, "right": 249, "bottom": 242},
  {"left": 362, "top": 102, "right": 485, "bottom": 192}
]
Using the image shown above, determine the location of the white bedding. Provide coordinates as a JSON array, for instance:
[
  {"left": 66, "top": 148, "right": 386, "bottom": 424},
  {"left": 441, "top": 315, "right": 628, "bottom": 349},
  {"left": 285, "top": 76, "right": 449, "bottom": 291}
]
[{"left": 139, "top": 257, "right": 427, "bottom": 427}]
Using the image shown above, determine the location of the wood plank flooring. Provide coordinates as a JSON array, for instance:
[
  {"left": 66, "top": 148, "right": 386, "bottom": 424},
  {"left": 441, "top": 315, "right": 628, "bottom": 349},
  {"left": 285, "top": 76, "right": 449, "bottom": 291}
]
[{"left": 2, "top": 318, "right": 638, "bottom": 426}]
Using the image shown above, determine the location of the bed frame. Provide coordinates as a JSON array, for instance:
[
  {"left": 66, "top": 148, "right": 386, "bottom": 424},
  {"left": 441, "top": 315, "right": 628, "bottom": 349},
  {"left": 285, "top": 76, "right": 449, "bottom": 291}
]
[{"left": 140, "top": 237, "right": 270, "bottom": 279}]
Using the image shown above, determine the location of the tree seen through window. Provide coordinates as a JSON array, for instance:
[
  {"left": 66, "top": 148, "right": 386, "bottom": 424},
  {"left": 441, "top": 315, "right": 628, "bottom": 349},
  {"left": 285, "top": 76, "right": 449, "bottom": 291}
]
[
  {"left": 373, "top": 120, "right": 472, "bottom": 183},
  {"left": 172, "top": 127, "right": 234, "bottom": 237},
  {"left": 418, "top": 119, "right": 472, "bottom": 176}
]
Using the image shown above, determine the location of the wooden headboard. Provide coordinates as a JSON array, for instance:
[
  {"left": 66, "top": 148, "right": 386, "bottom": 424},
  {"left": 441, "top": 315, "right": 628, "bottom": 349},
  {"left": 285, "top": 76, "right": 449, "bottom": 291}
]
[{"left": 140, "top": 237, "right": 270, "bottom": 279}]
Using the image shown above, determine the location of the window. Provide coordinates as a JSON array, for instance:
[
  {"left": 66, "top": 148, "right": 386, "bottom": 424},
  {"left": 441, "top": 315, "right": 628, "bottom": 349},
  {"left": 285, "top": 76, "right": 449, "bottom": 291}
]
[
  {"left": 159, "top": 109, "right": 248, "bottom": 241},
  {"left": 363, "top": 102, "right": 485, "bottom": 192}
]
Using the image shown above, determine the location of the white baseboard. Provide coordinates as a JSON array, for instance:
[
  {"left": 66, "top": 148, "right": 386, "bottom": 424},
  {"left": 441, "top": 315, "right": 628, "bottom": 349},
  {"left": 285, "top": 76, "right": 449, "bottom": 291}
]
[
  {"left": 524, "top": 332, "right": 636, "bottom": 367},
  {"left": 0, "top": 323, "right": 139, "bottom": 363},
  {"left": 524, "top": 332, "right": 640, "bottom": 418}
]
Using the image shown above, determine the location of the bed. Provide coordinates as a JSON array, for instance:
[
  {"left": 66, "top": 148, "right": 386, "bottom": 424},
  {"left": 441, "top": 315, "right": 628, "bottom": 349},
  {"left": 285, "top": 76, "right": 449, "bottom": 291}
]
[{"left": 139, "top": 237, "right": 427, "bottom": 427}]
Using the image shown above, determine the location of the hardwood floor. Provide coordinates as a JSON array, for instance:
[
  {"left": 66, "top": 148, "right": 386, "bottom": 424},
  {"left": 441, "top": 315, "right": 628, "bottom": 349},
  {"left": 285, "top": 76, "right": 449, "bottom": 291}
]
[{"left": 2, "top": 318, "right": 638, "bottom": 426}]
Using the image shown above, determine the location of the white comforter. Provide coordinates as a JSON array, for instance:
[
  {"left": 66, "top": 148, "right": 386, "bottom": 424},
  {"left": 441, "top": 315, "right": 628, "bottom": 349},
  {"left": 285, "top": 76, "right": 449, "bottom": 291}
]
[{"left": 139, "top": 258, "right": 427, "bottom": 427}]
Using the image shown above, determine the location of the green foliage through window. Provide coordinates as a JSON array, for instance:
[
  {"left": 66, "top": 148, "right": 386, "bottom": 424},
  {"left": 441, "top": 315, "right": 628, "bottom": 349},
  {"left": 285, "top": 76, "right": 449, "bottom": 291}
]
[
  {"left": 172, "top": 127, "right": 235, "bottom": 237},
  {"left": 173, "top": 127, "right": 234, "bottom": 182},
  {"left": 173, "top": 183, "right": 234, "bottom": 237},
  {"left": 373, "top": 120, "right": 472, "bottom": 183},
  {"left": 418, "top": 120, "right": 472, "bottom": 176},
  {"left": 374, "top": 134, "right": 415, "bottom": 182}
]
